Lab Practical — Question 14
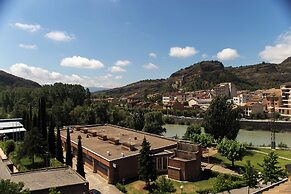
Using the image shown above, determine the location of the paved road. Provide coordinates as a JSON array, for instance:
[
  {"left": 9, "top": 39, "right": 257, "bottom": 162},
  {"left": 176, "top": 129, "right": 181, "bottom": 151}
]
[{"left": 71, "top": 157, "right": 121, "bottom": 194}]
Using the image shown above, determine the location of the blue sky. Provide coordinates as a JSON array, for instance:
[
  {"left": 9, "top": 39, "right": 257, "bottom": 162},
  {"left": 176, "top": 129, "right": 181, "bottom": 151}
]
[{"left": 0, "top": 0, "right": 290, "bottom": 88}]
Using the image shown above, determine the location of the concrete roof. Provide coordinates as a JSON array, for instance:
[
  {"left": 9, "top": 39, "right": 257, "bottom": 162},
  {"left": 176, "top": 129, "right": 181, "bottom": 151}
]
[
  {"left": 11, "top": 167, "right": 87, "bottom": 191},
  {"left": 0, "top": 158, "right": 88, "bottom": 191},
  {"left": 61, "top": 124, "right": 177, "bottom": 161}
]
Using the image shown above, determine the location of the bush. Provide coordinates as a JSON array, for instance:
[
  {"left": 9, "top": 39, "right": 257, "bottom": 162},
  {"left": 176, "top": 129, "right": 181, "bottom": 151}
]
[
  {"left": 4, "top": 140, "right": 16, "bottom": 156},
  {"left": 153, "top": 176, "right": 176, "bottom": 194},
  {"left": 163, "top": 116, "right": 175, "bottom": 124},
  {"left": 116, "top": 183, "right": 127, "bottom": 193},
  {"left": 278, "top": 142, "right": 288, "bottom": 149}
]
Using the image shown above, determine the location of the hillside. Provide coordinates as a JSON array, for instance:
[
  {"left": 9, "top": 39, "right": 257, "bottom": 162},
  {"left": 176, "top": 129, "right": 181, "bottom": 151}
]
[
  {"left": 0, "top": 70, "right": 41, "bottom": 88},
  {"left": 97, "top": 57, "right": 291, "bottom": 97}
]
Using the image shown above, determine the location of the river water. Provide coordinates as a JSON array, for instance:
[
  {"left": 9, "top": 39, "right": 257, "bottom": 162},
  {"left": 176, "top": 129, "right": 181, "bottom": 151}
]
[{"left": 163, "top": 124, "right": 291, "bottom": 147}]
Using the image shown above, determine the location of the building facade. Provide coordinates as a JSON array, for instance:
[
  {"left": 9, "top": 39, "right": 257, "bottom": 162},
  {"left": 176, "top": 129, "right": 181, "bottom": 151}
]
[{"left": 279, "top": 83, "right": 291, "bottom": 117}]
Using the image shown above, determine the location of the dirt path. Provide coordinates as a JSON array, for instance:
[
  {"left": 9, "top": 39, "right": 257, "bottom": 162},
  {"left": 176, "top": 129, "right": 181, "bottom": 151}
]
[{"left": 252, "top": 150, "right": 291, "bottom": 161}]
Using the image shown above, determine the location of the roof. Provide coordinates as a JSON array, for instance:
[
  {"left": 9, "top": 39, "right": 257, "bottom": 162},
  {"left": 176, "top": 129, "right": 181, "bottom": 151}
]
[
  {"left": 0, "top": 119, "right": 26, "bottom": 134},
  {"left": 61, "top": 124, "right": 177, "bottom": 161},
  {"left": 0, "top": 158, "right": 88, "bottom": 191},
  {"left": 11, "top": 167, "right": 88, "bottom": 191}
]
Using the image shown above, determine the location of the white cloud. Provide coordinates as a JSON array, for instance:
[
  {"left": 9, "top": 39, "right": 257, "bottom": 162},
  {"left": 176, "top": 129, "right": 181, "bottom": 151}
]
[
  {"left": 109, "top": 66, "right": 126, "bottom": 73},
  {"left": 114, "top": 75, "right": 123, "bottom": 80},
  {"left": 149, "top": 52, "right": 157, "bottom": 58},
  {"left": 144, "top": 63, "right": 158, "bottom": 70},
  {"left": 19, "top": 44, "right": 37, "bottom": 50},
  {"left": 60, "top": 56, "right": 104, "bottom": 69},
  {"left": 14, "top": 22, "right": 41, "bottom": 32},
  {"left": 216, "top": 48, "right": 240, "bottom": 61},
  {"left": 9, "top": 63, "right": 121, "bottom": 88},
  {"left": 115, "top": 60, "right": 130, "bottom": 66},
  {"left": 169, "top": 46, "right": 198, "bottom": 58},
  {"left": 202, "top": 54, "right": 208, "bottom": 59},
  {"left": 259, "top": 30, "right": 291, "bottom": 63},
  {"left": 45, "top": 31, "right": 74, "bottom": 42}
]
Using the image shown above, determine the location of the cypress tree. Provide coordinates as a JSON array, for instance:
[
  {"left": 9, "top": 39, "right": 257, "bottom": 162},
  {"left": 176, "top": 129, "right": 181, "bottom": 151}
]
[
  {"left": 138, "top": 137, "right": 157, "bottom": 188},
  {"left": 56, "top": 126, "right": 64, "bottom": 163},
  {"left": 76, "top": 135, "right": 85, "bottom": 178},
  {"left": 48, "top": 118, "right": 56, "bottom": 158},
  {"left": 65, "top": 127, "right": 72, "bottom": 167},
  {"left": 39, "top": 97, "right": 47, "bottom": 140}
]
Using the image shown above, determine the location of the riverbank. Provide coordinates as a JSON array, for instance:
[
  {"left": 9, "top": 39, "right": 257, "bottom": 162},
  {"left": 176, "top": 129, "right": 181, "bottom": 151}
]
[{"left": 163, "top": 124, "right": 291, "bottom": 147}]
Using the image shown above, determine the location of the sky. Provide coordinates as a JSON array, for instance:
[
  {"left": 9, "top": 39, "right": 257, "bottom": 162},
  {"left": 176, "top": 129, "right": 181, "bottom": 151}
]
[{"left": 0, "top": 0, "right": 291, "bottom": 89}]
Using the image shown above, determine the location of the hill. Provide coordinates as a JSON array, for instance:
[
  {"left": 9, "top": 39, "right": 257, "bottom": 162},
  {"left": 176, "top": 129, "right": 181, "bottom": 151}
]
[
  {"left": 0, "top": 70, "right": 41, "bottom": 88},
  {"left": 97, "top": 57, "right": 291, "bottom": 97}
]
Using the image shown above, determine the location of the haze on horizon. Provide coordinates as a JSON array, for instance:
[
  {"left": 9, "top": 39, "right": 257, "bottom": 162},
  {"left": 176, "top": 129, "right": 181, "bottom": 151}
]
[{"left": 0, "top": 0, "right": 290, "bottom": 89}]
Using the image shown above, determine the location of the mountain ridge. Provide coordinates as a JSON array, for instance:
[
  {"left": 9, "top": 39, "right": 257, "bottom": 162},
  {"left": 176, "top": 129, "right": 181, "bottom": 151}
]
[
  {"left": 97, "top": 57, "right": 291, "bottom": 97},
  {"left": 0, "top": 70, "right": 41, "bottom": 88}
]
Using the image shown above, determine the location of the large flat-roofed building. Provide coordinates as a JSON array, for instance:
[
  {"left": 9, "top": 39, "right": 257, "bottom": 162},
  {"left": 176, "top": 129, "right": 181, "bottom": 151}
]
[
  {"left": 0, "top": 158, "right": 89, "bottom": 194},
  {"left": 60, "top": 124, "right": 178, "bottom": 184}
]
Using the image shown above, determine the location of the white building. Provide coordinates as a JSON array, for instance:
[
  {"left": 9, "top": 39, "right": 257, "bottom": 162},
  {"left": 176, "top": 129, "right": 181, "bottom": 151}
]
[
  {"left": 0, "top": 118, "right": 26, "bottom": 140},
  {"left": 279, "top": 83, "right": 291, "bottom": 117},
  {"left": 233, "top": 94, "right": 250, "bottom": 106}
]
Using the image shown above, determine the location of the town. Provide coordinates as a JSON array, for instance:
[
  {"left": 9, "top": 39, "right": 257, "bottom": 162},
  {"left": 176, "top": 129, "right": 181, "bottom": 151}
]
[{"left": 1, "top": 1, "right": 291, "bottom": 194}]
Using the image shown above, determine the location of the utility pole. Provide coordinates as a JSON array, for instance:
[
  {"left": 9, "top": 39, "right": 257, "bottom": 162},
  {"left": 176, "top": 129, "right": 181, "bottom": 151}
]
[{"left": 271, "top": 94, "right": 276, "bottom": 149}]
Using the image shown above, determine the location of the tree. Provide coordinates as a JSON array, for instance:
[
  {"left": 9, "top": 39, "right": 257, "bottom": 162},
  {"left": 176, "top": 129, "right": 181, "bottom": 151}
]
[
  {"left": 65, "top": 127, "right": 72, "bottom": 167},
  {"left": 0, "top": 179, "right": 30, "bottom": 194},
  {"left": 76, "top": 135, "right": 85, "bottom": 178},
  {"left": 153, "top": 176, "right": 176, "bottom": 194},
  {"left": 129, "top": 108, "right": 145, "bottom": 131},
  {"left": 203, "top": 96, "right": 241, "bottom": 140},
  {"left": 48, "top": 119, "right": 56, "bottom": 158},
  {"left": 38, "top": 97, "right": 47, "bottom": 140},
  {"left": 143, "top": 112, "right": 165, "bottom": 135},
  {"left": 138, "top": 137, "right": 157, "bottom": 188},
  {"left": 49, "top": 188, "right": 61, "bottom": 194},
  {"left": 56, "top": 126, "right": 64, "bottom": 163},
  {"left": 183, "top": 124, "right": 202, "bottom": 139},
  {"left": 217, "top": 138, "right": 246, "bottom": 167},
  {"left": 4, "top": 140, "right": 15, "bottom": 156},
  {"left": 213, "top": 174, "right": 233, "bottom": 193},
  {"left": 19, "top": 128, "right": 47, "bottom": 166},
  {"left": 243, "top": 160, "right": 259, "bottom": 194},
  {"left": 259, "top": 152, "right": 286, "bottom": 184},
  {"left": 191, "top": 133, "right": 214, "bottom": 148}
]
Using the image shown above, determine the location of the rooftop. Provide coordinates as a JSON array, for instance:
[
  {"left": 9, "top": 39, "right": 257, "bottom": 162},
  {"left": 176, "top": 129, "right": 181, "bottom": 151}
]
[
  {"left": 0, "top": 158, "right": 88, "bottom": 191},
  {"left": 61, "top": 124, "right": 177, "bottom": 161}
]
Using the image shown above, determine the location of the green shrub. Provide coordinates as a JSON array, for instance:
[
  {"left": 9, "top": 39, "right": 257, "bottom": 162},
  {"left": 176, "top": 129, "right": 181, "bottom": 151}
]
[
  {"left": 116, "top": 183, "right": 127, "bottom": 193},
  {"left": 4, "top": 140, "right": 16, "bottom": 156},
  {"left": 196, "top": 188, "right": 213, "bottom": 194},
  {"left": 153, "top": 176, "right": 176, "bottom": 193},
  {"left": 278, "top": 142, "right": 288, "bottom": 149}
]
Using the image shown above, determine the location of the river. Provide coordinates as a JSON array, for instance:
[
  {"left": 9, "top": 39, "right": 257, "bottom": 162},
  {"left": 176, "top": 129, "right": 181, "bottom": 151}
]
[{"left": 163, "top": 124, "right": 291, "bottom": 147}]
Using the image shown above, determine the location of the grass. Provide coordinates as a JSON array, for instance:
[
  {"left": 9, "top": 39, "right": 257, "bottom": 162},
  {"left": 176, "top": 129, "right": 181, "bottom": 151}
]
[
  {"left": 254, "top": 147, "right": 291, "bottom": 159},
  {"left": 212, "top": 150, "right": 291, "bottom": 172},
  {"left": 125, "top": 173, "right": 217, "bottom": 194}
]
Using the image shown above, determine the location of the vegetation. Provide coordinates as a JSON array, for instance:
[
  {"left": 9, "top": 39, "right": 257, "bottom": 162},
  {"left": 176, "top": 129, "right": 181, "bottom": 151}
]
[
  {"left": 183, "top": 124, "right": 202, "bottom": 139},
  {"left": 116, "top": 183, "right": 127, "bottom": 193},
  {"left": 143, "top": 111, "right": 165, "bottom": 135},
  {"left": 56, "top": 126, "right": 64, "bottom": 163},
  {"left": 49, "top": 188, "right": 61, "bottom": 194},
  {"left": 243, "top": 161, "right": 259, "bottom": 194},
  {"left": 18, "top": 128, "right": 47, "bottom": 166},
  {"left": 203, "top": 96, "right": 241, "bottom": 140},
  {"left": 212, "top": 174, "right": 245, "bottom": 193},
  {"left": 65, "top": 127, "right": 72, "bottom": 167},
  {"left": 76, "top": 135, "right": 85, "bottom": 178},
  {"left": 138, "top": 137, "right": 157, "bottom": 188},
  {"left": 259, "top": 152, "right": 286, "bottom": 184},
  {"left": 48, "top": 120, "right": 56, "bottom": 158},
  {"left": 3, "top": 139, "right": 16, "bottom": 156},
  {"left": 152, "top": 176, "right": 176, "bottom": 194},
  {"left": 217, "top": 138, "right": 246, "bottom": 167},
  {"left": 0, "top": 179, "right": 30, "bottom": 194}
]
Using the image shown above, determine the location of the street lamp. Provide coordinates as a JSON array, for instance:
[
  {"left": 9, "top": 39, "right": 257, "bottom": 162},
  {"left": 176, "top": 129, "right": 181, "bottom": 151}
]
[
  {"left": 271, "top": 94, "right": 276, "bottom": 149},
  {"left": 180, "top": 185, "right": 184, "bottom": 193}
]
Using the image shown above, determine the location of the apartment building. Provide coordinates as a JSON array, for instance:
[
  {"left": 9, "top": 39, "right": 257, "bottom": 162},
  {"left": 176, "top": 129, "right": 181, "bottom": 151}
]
[{"left": 279, "top": 83, "right": 291, "bottom": 117}]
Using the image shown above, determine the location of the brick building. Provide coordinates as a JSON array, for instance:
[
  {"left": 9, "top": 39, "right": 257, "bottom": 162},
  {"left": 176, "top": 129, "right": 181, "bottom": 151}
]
[
  {"left": 61, "top": 124, "right": 202, "bottom": 184},
  {"left": 168, "top": 142, "right": 202, "bottom": 181}
]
